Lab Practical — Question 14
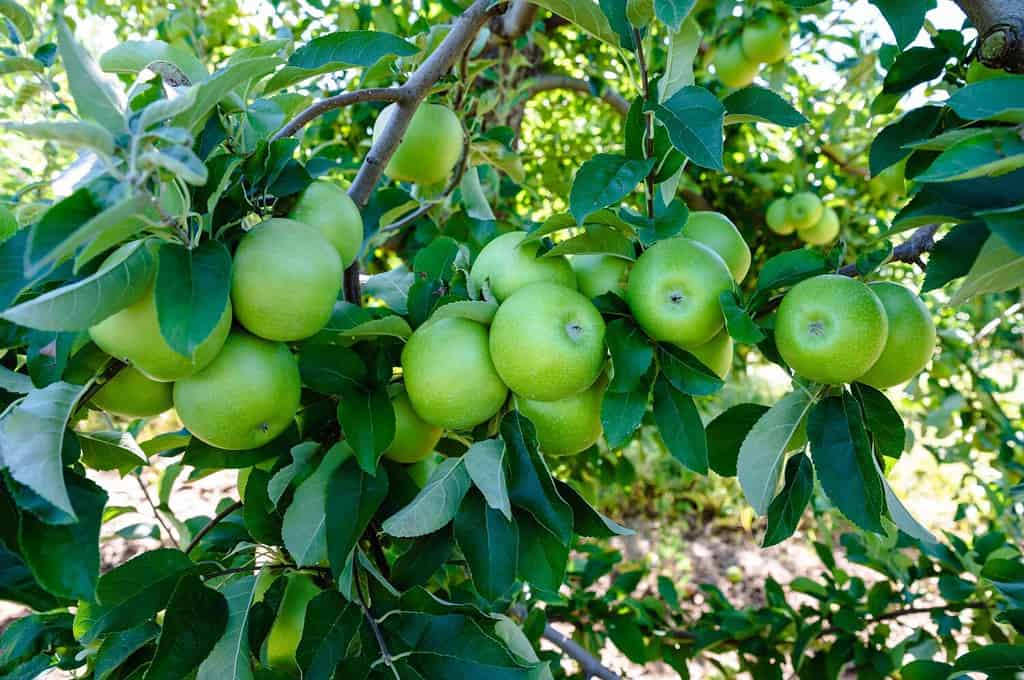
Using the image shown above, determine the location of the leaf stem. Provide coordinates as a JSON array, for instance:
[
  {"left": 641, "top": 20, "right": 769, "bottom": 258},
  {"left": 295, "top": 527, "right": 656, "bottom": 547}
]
[
  {"left": 633, "top": 28, "right": 656, "bottom": 220},
  {"left": 185, "top": 499, "right": 243, "bottom": 555}
]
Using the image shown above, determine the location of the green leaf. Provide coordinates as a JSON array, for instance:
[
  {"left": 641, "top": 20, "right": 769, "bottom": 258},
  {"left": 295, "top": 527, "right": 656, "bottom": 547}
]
[
  {"left": 719, "top": 291, "right": 765, "bottom": 344},
  {"left": 899, "top": 660, "right": 954, "bottom": 680},
  {"left": 298, "top": 344, "right": 366, "bottom": 395},
  {"left": 172, "top": 56, "right": 282, "bottom": 132},
  {"left": 282, "top": 443, "right": 351, "bottom": 566},
  {"left": 808, "top": 392, "right": 886, "bottom": 534},
  {"left": 723, "top": 86, "right": 807, "bottom": 127},
  {"left": 649, "top": 86, "right": 725, "bottom": 171},
  {"left": 0, "top": 382, "right": 87, "bottom": 521},
  {"left": 605, "top": 319, "right": 653, "bottom": 393},
  {"left": 382, "top": 458, "right": 471, "bottom": 538},
  {"left": 753, "top": 250, "right": 828, "bottom": 301},
  {"left": 77, "top": 431, "right": 148, "bottom": 476},
  {"left": 980, "top": 205, "right": 1024, "bottom": 255},
  {"left": 143, "top": 574, "right": 228, "bottom": 680},
  {"left": 948, "top": 76, "right": 1024, "bottom": 121},
  {"left": 56, "top": 16, "right": 125, "bottom": 131},
  {"left": 1, "top": 239, "right": 155, "bottom": 331},
  {"left": 326, "top": 458, "right": 388, "bottom": 578},
  {"left": 657, "top": 343, "right": 723, "bottom": 395},
  {"left": 868, "top": 0, "right": 928, "bottom": 49},
  {"left": 363, "top": 267, "right": 413, "bottom": 315},
  {"left": 337, "top": 385, "right": 395, "bottom": 473},
  {"left": 658, "top": 19, "right": 700, "bottom": 101},
  {"left": 100, "top": 40, "right": 207, "bottom": 85},
  {"left": 93, "top": 622, "right": 160, "bottom": 680},
  {"left": 0, "top": 544, "right": 61, "bottom": 612},
  {"left": 139, "top": 146, "right": 208, "bottom": 185},
  {"left": 0, "top": 56, "right": 43, "bottom": 74},
  {"left": 982, "top": 559, "right": 1024, "bottom": 602},
  {"left": 23, "top": 189, "right": 100, "bottom": 277},
  {"left": 555, "top": 480, "right": 633, "bottom": 538},
  {"left": 289, "top": 30, "right": 417, "bottom": 69},
  {"left": 529, "top": 0, "right": 621, "bottom": 45},
  {"left": 851, "top": 383, "right": 904, "bottom": 458},
  {"left": 461, "top": 166, "right": 496, "bottom": 221},
  {"left": 916, "top": 129, "right": 1024, "bottom": 183},
  {"left": 454, "top": 490, "right": 519, "bottom": 601},
  {"left": 17, "top": 473, "right": 106, "bottom": 600},
  {"left": 463, "top": 438, "right": 512, "bottom": 521},
  {"left": 516, "top": 511, "right": 569, "bottom": 594},
  {"left": 737, "top": 389, "right": 816, "bottom": 515},
  {"left": 196, "top": 575, "right": 257, "bottom": 680},
  {"left": 569, "top": 153, "right": 654, "bottom": 224},
  {"left": 0, "top": 0, "right": 33, "bottom": 41},
  {"left": 0, "top": 367, "right": 33, "bottom": 394},
  {"left": 4, "top": 120, "right": 115, "bottom": 155},
  {"left": 543, "top": 225, "right": 635, "bottom": 259},
  {"left": 954, "top": 644, "right": 1024, "bottom": 674},
  {"left": 601, "top": 368, "right": 652, "bottom": 447},
  {"left": 878, "top": 458, "right": 936, "bottom": 543},
  {"left": 312, "top": 304, "right": 412, "bottom": 344},
  {"left": 654, "top": 0, "right": 696, "bottom": 31},
  {"left": 652, "top": 375, "right": 707, "bottom": 473},
  {"left": 762, "top": 454, "right": 813, "bottom": 547},
  {"left": 706, "top": 403, "right": 769, "bottom": 477},
  {"left": 950, "top": 234, "right": 1024, "bottom": 305},
  {"left": 923, "top": 222, "right": 990, "bottom": 292},
  {"left": 882, "top": 46, "right": 950, "bottom": 95},
  {"left": 426, "top": 300, "right": 499, "bottom": 326},
  {"left": 182, "top": 427, "right": 291, "bottom": 470},
  {"left": 295, "top": 592, "right": 362, "bottom": 680},
  {"left": 503, "top": 411, "right": 574, "bottom": 544},
  {"left": 154, "top": 241, "right": 232, "bottom": 360}
]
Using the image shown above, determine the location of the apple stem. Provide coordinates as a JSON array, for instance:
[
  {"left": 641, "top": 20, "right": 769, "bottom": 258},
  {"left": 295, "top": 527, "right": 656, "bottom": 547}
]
[{"left": 633, "top": 27, "right": 657, "bottom": 220}]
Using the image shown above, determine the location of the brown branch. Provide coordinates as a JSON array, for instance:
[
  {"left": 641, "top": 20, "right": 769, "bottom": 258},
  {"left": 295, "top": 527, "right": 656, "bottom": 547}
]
[
  {"left": 133, "top": 472, "right": 181, "bottom": 549},
  {"left": 521, "top": 74, "right": 631, "bottom": 116},
  {"left": 954, "top": 0, "right": 1024, "bottom": 72},
  {"left": 494, "top": 0, "right": 537, "bottom": 42},
  {"left": 510, "top": 606, "right": 621, "bottom": 680},
  {"left": 273, "top": 88, "right": 403, "bottom": 141},
  {"left": 821, "top": 144, "right": 868, "bottom": 179},
  {"left": 185, "top": 499, "right": 243, "bottom": 555}
]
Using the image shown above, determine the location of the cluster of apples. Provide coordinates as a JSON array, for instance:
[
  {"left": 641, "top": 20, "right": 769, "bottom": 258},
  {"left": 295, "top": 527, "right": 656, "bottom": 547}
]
[
  {"left": 765, "top": 192, "right": 839, "bottom": 245},
  {"left": 712, "top": 11, "right": 790, "bottom": 88}
]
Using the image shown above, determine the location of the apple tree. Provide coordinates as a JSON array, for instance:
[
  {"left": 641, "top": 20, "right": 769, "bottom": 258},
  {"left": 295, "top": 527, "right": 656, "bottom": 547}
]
[{"left": 0, "top": 0, "right": 1022, "bottom": 678}]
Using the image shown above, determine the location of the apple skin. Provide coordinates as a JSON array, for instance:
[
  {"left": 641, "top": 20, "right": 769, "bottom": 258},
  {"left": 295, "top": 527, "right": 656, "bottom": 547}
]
[
  {"left": 490, "top": 282, "right": 607, "bottom": 402},
  {"left": 516, "top": 374, "right": 607, "bottom": 456},
  {"left": 401, "top": 317, "right": 508, "bottom": 430},
  {"left": 92, "top": 365, "right": 173, "bottom": 418},
  {"left": 383, "top": 389, "right": 443, "bottom": 464},
  {"left": 688, "top": 329, "right": 733, "bottom": 379},
  {"left": 766, "top": 198, "right": 795, "bottom": 235},
  {"left": 681, "top": 211, "right": 751, "bottom": 283},
  {"left": 469, "top": 231, "right": 577, "bottom": 302},
  {"left": 775, "top": 275, "right": 889, "bottom": 385},
  {"left": 713, "top": 40, "right": 759, "bottom": 88},
  {"left": 289, "top": 180, "right": 364, "bottom": 267},
  {"left": 797, "top": 206, "right": 840, "bottom": 245},
  {"left": 265, "top": 573, "right": 320, "bottom": 675},
  {"left": 741, "top": 13, "right": 790, "bottom": 64},
  {"left": 626, "top": 237, "right": 734, "bottom": 349},
  {"left": 786, "top": 192, "right": 824, "bottom": 231},
  {"left": 857, "top": 282, "right": 936, "bottom": 388},
  {"left": 572, "top": 254, "right": 630, "bottom": 299},
  {"left": 373, "top": 102, "right": 463, "bottom": 185}
]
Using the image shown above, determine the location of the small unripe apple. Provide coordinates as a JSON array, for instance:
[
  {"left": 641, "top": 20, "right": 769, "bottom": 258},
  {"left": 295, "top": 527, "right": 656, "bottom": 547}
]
[
  {"left": 786, "top": 192, "right": 824, "bottom": 231},
  {"left": 713, "top": 40, "right": 759, "bottom": 89},
  {"left": 797, "top": 206, "right": 840, "bottom": 245},
  {"left": 766, "top": 198, "right": 795, "bottom": 235}
]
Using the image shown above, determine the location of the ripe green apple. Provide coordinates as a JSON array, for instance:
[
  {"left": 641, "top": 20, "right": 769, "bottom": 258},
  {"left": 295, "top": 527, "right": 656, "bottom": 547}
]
[
  {"left": 516, "top": 374, "right": 606, "bottom": 456},
  {"left": 490, "top": 282, "right": 606, "bottom": 402},
  {"left": 401, "top": 317, "right": 508, "bottom": 430},
  {"left": 384, "top": 388, "right": 443, "bottom": 464},
  {"left": 786, "top": 192, "right": 823, "bottom": 231},
  {"left": 407, "top": 454, "right": 442, "bottom": 488},
  {"left": 741, "top": 13, "right": 790, "bottom": 64},
  {"left": 92, "top": 365, "right": 173, "bottom": 418},
  {"left": 775, "top": 275, "right": 888, "bottom": 384},
  {"left": 689, "top": 329, "right": 733, "bottom": 379},
  {"left": 870, "top": 160, "right": 907, "bottom": 200},
  {"left": 626, "top": 238, "right": 733, "bottom": 349},
  {"left": 173, "top": 331, "right": 302, "bottom": 450},
  {"left": 265, "top": 573, "right": 320, "bottom": 675},
  {"left": 469, "top": 231, "right": 577, "bottom": 301},
  {"left": 766, "top": 198, "right": 795, "bottom": 235},
  {"left": 231, "top": 218, "right": 342, "bottom": 342},
  {"left": 713, "top": 39, "right": 759, "bottom": 88},
  {"left": 571, "top": 254, "right": 629, "bottom": 299},
  {"left": 373, "top": 102, "right": 463, "bottom": 185},
  {"left": 289, "top": 180, "right": 364, "bottom": 267},
  {"left": 89, "top": 245, "right": 232, "bottom": 382},
  {"left": 681, "top": 211, "right": 751, "bottom": 283},
  {"left": 857, "top": 282, "right": 936, "bottom": 388},
  {"left": 797, "top": 206, "right": 840, "bottom": 245}
]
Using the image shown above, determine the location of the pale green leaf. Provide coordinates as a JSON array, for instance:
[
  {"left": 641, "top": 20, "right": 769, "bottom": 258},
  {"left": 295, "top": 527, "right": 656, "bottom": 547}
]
[{"left": 950, "top": 234, "right": 1024, "bottom": 305}]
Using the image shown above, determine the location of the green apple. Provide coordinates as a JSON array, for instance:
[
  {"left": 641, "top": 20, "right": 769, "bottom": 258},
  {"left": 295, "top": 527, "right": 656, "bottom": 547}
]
[
  {"left": 516, "top": 374, "right": 606, "bottom": 456},
  {"left": 231, "top": 218, "right": 342, "bottom": 342},
  {"left": 289, "top": 180, "right": 364, "bottom": 267},
  {"left": 871, "top": 160, "right": 907, "bottom": 200},
  {"left": 265, "top": 573, "right": 320, "bottom": 675},
  {"left": 797, "top": 206, "right": 840, "bottom": 245},
  {"left": 786, "top": 192, "right": 823, "bottom": 230},
  {"left": 384, "top": 388, "right": 443, "bottom": 464},
  {"left": 407, "top": 454, "right": 443, "bottom": 488},
  {"left": 857, "top": 282, "right": 936, "bottom": 388},
  {"left": 89, "top": 245, "right": 232, "bottom": 382},
  {"left": 173, "top": 331, "right": 302, "bottom": 450},
  {"left": 766, "top": 197, "right": 795, "bottom": 235},
  {"left": 741, "top": 13, "right": 790, "bottom": 64},
  {"left": 490, "top": 282, "right": 606, "bottom": 401},
  {"left": 92, "top": 365, "right": 173, "bottom": 418},
  {"left": 713, "top": 39, "right": 759, "bottom": 88},
  {"left": 374, "top": 102, "right": 463, "bottom": 185},
  {"left": 401, "top": 317, "right": 508, "bottom": 430},
  {"left": 775, "top": 275, "right": 888, "bottom": 384},
  {"left": 469, "top": 231, "right": 577, "bottom": 301},
  {"left": 626, "top": 238, "right": 733, "bottom": 349},
  {"left": 689, "top": 329, "right": 733, "bottom": 379},
  {"left": 571, "top": 254, "right": 630, "bottom": 299},
  {"left": 681, "top": 211, "right": 751, "bottom": 282}
]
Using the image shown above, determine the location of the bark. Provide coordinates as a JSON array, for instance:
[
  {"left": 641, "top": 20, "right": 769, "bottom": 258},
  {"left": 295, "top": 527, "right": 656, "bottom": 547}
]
[
  {"left": 955, "top": 0, "right": 1024, "bottom": 72},
  {"left": 522, "top": 74, "right": 631, "bottom": 115}
]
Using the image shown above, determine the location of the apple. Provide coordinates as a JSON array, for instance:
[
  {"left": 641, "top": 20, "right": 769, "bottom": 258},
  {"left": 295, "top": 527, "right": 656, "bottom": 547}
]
[
  {"left": 741, "top": 13, "right": 790, "bottom": 64},
  {"left": 92, "top": 365, "right": 173, "bottom": 418},
  {"left": 373, "top": 102, "right": 463, "bottom": 185},
  {"left": 786, "top": 192, "right": 823, "bottom": 231},
  {"left": 289, "top": 180, "right": 364, "bottom": 267},
  {"left": 516, "top": 373, "right": 606, "bottom": 456},
  {"left": 713, "top": 39, "right": 759, "bottom": 89},
  {"left": 797, "top": 206, "right": 840, "bottom": 245},
  {"left": 857, "top": 282, "right": 936, "bottom": 388},
  {"left": 383, "top": 388, "right": 443, "bottom": 464},
  {"left": 689, "top": 329, "right": 733, "bottom": 379},
  {"left": 766, "top": 198, "right": 795, "bottom": 235},
  {"left": 681, "top": 211, "right": 751, "bottom": 282},
  {"left": 469, "top": 231, "right": 577, "bottom": 302},
  {"left": 571, "top": 254, "right": 630, "bottom": 299}
]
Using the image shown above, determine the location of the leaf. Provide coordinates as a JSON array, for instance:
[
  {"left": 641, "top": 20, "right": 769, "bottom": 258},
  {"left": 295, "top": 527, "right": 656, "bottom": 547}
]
[
  {"left": 605, "top": 319, "right": 653, "bottom": 393},
  {"left": 652, "top": 375, "right": 707, "bottom": 473},
  {"left": 454, "top": 491, "right": 518, "bottom": 601},
  {"left": 706, "top": 403, "right": 769, "bottom": 477},
  {"left": 658, "top": 18, "right": 700, "bottom": 101},
  {"left": 516, "top": 512, "right": 569, "bottom": 593},
  {"left": 980, "top": 205, "right": 1024, "bottom": 255},
  {"left": 143, "top": 574, "right": 228, "bottom": 680},
  {"left": 951, "top": 234, "right": 1024, "bottom": 305},
  {"left": 56, "top": 16, "right": 125, "bottom": 132},
  {"left": 807, "top": 393, "right": 886, "bottom": 534},
  {"left": 503, "top": 411, "right": 573, "bottom": 544},
  {"left": 337, "top": 385, "right": 395, "bottom": 473},
  {"left": 463, "top": 439, "right": 512, "bottom": 521},
  {"left": 154, "top": 241, "right": 232, "bottom": 360},
  {"left": 196, "top": 575, "right": 257, "bottom": 680},
  {"left": 762, "top": 454, "right": 814, "bottom": 547},
  {"left": 312, "top": 304, "right": 412, "bottom": 344},
  {"left": 719, "top": 291, "right": 765, "bottom": 344},
  {"left": 654, "top": 0, "right": 696, "bottom": 31},
  {"left": 916, "top": 129, "right": 1024, "bottom": 183},
  {"left": 555, "top": 480, "right": 633, "bottom": 538},
  {"left": 953, "top": 644, "right": 1024, "bottom": 674},
  {"left": 723, "top": 87, "right": 807, "bottom": 127},
  {"left": 4, "top": 120, "right": 115, "bottom": 155},
  {"left": 77, "top": 430, "right": 148, "bottom": 476},
  {"left": 94, "top": 623, "right": 160, "bottom": 680},
  {"left": 649, "top": 86, "right": 725, "bottom": 171},
  {"left": 326, "top": 458, "right": 388, "bottom": 578},
  {"left": 282, "top": 443, "right": 351, "bottom": 566},
  {"left": 0, "top": 382, "right": 87, "bottom": 521},
  {"left": 737, "top": 389, "right": 816, "bottom": 515},
  {"left": 529, "top": 0, "right": 621, "bottom": 45},
  {"left": 139, "top": 146, "right": 208, "bottom": 185},
  {"left": 172, "top": 57, "right": 282, "bottom": 132},
  {"left": 363, "top": 266, "right": 413, "bottom": 314},
  {"left": 100, "top": 40, "right": 207, "bottom": 85},
  {"left": 882, "top": 46, "right": 950, "bottom": 95},
  {"left": 382, "top": 458, "right": 471, "bottom": 538},
  {"left": 923, "top": 222, "right": 990, "bottom": 292},
  {"left": 426, "top": 300, "right": 499, "bottom": 326},
  {"left": 601, "top": 369, "right": 651, "bottom": 448},
  {"left": 289, "top": 30, "right": 417, "bottom": 70},
  {"left": 298, "top": 344, "right": 366, "bottom": 395},
  {"left": 0, "top": 0, "right": 33, "bottom": 41},
  {"left": 295, "top": 592, "right": 362, "bottom": 680},
  {"left": 569, "top": 154, "right": 653, "bottom": 224},
  {"left": 0, "top": 56, "right": 43, "bottom": 74},
  {"left": 657, "top": 344, "right": 723, "bottom": 395},
  {"left": 461, "top": 166, "right": 496, "bottom": 221},
  {"left": 851, "top": 383, "right": 904, "bottom": 458},
  {"left": 17, "top": 473, "right": 106, "bottom": 600},
  {"left": 947, "top": 75, "right": 1024, "bottom": 121},
  {"left": 0, "top": 367, "right": 32, "bottom": 394},
  {"left": 543, "top": 225, "right": 635, "bottom": 259},
  {"left": 22, "top": 189, "right": 100, "bottom": 278},
  {"left": 1, "top": 240, "right": 155, "bottom": 331},
  {"left": 868, "top": 0, "right": 928, "bottom": 49},
  {"left": 878, "top": 459, "right": 937, "bottom": 544}
]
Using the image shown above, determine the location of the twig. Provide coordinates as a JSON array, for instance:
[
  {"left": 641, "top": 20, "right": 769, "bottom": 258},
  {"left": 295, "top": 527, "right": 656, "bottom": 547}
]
[
  {"left": 820, "top": 144, "right": 868, "bottom": 179},
  {"left": 817, "top": 601, "right": 988, "bottom": 638},
  {"left": 133, "top": 472, "right": 181, "bottom": 549},
  {"left": 542, "top": 622, "right": 622, "bottom": 680},
  {"left": 520, "top": 74, "right": 631, "bottom": 115},
  {"left": 76, "top": 358, "right": 127, "bottom": 410},
  {"left": 633, "top": 28, "right": 656, "bottom": 220},
  {"left": 357, "top": 567, "right": 399, "bottom": 678},
  {"left": 185, "top": 499, "right": 243, "bottom": 555},
  {"left": 272, "top": 88, "right": 403, "bottom": 141}
]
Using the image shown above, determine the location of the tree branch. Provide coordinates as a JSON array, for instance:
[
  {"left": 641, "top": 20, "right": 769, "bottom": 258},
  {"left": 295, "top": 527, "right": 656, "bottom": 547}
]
[
  {"left": 494, "top": 0, "right": 537, "bottom": 42},
  {"left": 521, "top": 74, "right": 631, "bottom": 116},
  {"left": 185, "top": 500, "right": 243, "bottom": 555},
  {"left": 541, "top": 623, "right": 622, "bottom": 680},
  {"left": 835, "top": 224, "right": 939, "bottom": 276},
  {"left": 954, "top": 0, "right": 1024, "bottom": 72},
  {"left": 821, "top": 144, "right": 868, "bottom": 179},
  {"left": 273, "top": 87, "right": 404, "bottom": 141}
]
